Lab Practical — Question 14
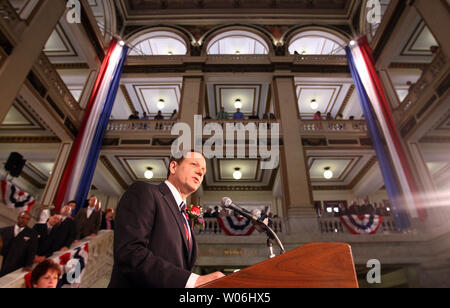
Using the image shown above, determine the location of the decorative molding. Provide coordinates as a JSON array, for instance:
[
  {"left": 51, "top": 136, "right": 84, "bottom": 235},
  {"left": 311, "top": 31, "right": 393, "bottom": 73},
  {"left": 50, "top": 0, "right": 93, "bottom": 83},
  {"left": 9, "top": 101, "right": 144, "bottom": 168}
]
[
  {"left": 99, "top": 156, "right": 129, "bottom": 190},
  {"left": 0, "top": 136, "right": 60, "bottom": 143}
]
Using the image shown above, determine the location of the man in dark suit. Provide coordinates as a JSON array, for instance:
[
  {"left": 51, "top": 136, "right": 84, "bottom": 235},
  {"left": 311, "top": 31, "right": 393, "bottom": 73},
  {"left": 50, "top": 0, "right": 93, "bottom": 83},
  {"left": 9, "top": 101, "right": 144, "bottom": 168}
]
[
  {"left": 32, "top": 212, "right": 61, "bottom": 262},
  {"left": 75, "top": 196, "right": 102, "bottom": 239},
  {"left": 52, "top": 204, "right": 78, "bottom": 252},
  {"left": 0, "top": 212, "right": 38, "bottom": 277},
  {"left": 109, "top": 151, "right": 224, "bottom": 288}
]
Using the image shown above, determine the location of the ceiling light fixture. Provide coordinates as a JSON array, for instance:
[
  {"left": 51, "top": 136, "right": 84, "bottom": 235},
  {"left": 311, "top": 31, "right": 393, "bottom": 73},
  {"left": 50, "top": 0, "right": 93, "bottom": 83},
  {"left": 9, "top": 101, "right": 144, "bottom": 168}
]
[
  {"left": 233, "top": 168, "right": 242, "bottom": 180},
  {"left": 157, "top": 99, "right": 165, "bottom": 110},
  {"left": 234, "top": 98, "right": 243, "bottom": 109},
  {"left": 323, "top": 167, "right": 333, "bottom": 180},
  {"left": 310, "top": 99, "right": 319, "bottom": 110},
  {"left": 144, "top": 167, "right": 154, "bottom": 180}
]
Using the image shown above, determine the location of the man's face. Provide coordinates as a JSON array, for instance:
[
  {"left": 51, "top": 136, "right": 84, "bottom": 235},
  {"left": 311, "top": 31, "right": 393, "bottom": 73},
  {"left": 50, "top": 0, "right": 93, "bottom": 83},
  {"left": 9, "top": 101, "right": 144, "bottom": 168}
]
[
  {"left": 68, "top": 202, "right": 76, "bottom": 211},
  {"left": 17, "top": 213, "right": 31, "bottom": 228},
  {"left": 61, "top": 205, "right": 72, "bottom": 217},
  {"left": 48, "top": 214, "right": 61, "bottom": 226},
  {"left": 88, "top": 197, "right": 97, "bottom": 208},
  {"left": 169, "top": 152, "right": 206, "bottom": 195}
]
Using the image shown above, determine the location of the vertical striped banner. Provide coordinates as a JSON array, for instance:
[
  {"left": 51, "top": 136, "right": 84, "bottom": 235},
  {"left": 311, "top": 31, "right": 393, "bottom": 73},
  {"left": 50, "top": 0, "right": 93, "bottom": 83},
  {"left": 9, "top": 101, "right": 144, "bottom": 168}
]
[
  {"left": 54, "top": 39, "right": 128, "bottom": 212},
  {"left": 347, "top": 36, "right": 427, "bottom": 224}
]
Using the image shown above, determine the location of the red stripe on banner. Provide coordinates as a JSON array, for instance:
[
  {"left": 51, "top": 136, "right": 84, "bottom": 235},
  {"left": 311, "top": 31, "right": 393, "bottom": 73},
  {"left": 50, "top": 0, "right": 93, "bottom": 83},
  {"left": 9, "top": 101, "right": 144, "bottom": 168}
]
[
  {"left": 53, "top": 39, "right": 119, "bottom": 212},
  {"left": 357, "top": 37, "right": 427, "bottom": 221},
  {"left": 216, "top": 216, "right": 255, "bottom": 236}
]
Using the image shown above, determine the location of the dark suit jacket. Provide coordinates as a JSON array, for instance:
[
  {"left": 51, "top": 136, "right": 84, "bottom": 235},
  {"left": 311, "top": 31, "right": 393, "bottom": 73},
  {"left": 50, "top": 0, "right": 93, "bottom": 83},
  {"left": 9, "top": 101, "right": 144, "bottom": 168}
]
[
  {"left": 51, "top": 217, "right": 78, "bottom": 251},
  {"left": 75, "top": 207, "right": 102, "bottom": 239},
  {"left": 108, "top": 182, "right": 198, "bottom": 288},
  {"left": 0, "top": 226, "right": 38, "bottom": 277},
  {"left": 33, "top": 223, "right": 59, "bottom": 257}
]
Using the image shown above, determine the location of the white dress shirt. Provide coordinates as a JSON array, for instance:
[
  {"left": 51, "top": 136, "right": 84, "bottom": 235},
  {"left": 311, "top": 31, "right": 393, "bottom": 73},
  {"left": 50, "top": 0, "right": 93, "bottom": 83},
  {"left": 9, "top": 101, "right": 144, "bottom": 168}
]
[
  {"left": 86, "top": 206, "right": 95, "bottom": 219},
  {"left": 14, "top": 224, "right": 25, "bottom": 237},
  {"left": 164, "top": 180, "right": 199, "bottom": 289}
]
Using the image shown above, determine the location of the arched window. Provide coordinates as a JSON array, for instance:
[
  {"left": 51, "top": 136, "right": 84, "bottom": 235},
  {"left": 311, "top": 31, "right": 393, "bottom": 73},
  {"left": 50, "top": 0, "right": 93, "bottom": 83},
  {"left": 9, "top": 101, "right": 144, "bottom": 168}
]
[
  {"left": 206, "top": 30, "right": 269, "bottom": 55},
  {"left": 128, "top": 31, "right": 188, "bottom": 56},
  {"left": 288, "top": 30, "right": 347, "bottom": 55}
]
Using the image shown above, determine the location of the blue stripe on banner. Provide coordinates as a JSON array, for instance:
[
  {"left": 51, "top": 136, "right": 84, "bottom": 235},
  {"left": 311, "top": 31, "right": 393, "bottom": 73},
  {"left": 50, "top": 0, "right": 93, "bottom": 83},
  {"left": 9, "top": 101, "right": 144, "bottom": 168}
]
[
  {"left": 346, "top": 46, "right": 411, "bottom": 231},
  {"left": 73, "top": 46, "right": 129, "bottom": 213}
]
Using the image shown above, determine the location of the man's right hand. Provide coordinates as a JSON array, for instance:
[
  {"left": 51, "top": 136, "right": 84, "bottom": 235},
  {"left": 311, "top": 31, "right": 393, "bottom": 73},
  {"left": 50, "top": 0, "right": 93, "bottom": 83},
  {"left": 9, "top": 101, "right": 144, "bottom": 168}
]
[{"left": 194, "top": 272, "right": 226, "bottom": 288}]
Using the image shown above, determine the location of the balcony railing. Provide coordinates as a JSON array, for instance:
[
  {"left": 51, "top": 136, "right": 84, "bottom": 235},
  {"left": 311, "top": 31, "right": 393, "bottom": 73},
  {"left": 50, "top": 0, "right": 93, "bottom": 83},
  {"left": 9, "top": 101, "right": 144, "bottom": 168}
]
[
  {"left": 300, "top": 120, "right": 368, "bottom": 133},
  {"left": 396, "top": 50, "right": 448, "bottom": 121},
  {"left": 107, "top": 120, "right": 176, "bottom": 133},
  {"left": 319, "top": 216, "right": 399, "bottom": 234},
  {"left": 195, "top": 217, "right": 285, "bottom": 236}
]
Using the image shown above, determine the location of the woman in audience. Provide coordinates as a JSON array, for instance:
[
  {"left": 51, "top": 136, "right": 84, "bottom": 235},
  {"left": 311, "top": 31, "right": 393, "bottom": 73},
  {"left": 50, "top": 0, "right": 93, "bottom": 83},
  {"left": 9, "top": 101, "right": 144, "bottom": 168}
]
[{"left": 30, "top": 259, "right": 61, "bottom": 289}]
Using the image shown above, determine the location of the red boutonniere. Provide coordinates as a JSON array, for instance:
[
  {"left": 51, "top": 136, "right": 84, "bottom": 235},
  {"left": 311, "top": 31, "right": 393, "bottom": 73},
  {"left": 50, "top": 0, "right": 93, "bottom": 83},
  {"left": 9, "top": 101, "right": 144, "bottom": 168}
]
[{"left": 187, "top": 204, "right": 205, "bottom": 230}]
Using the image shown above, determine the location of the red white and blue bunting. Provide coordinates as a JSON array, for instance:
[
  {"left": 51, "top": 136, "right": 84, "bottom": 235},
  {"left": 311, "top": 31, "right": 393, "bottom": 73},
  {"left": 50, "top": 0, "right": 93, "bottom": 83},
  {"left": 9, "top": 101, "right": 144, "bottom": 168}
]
[
  {"left": 53, "top": 243, "right": 89, "bottom": 288},
  {"left": 217, "top": 216, "right": 255, "bottom": 236},
  {"left": 339, "top": 215, "right": 383, "bottom": 235},
  {"left": 1, "top": 180, "right": 36, "bottom": 212}
]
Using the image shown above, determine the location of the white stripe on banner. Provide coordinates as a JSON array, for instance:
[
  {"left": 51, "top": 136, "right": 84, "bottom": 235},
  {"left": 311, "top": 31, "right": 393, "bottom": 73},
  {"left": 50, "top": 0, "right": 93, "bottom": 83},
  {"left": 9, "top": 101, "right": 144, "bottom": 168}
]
[
  {"left": 64, "top": 45, "right": 124, "bottom": 202},
  {"left": 350, "top": 45, "right": 418, "bottom": 218}
]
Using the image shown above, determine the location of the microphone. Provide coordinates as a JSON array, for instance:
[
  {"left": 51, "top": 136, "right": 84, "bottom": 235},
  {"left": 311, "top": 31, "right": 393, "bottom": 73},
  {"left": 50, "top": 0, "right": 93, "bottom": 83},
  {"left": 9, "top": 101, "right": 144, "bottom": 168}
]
[
  {"left": 221, "top": 197, "right": 285, "bottom": 255},
  {"left": 221, "top": 197, "right": 260, "bottom": 223}
]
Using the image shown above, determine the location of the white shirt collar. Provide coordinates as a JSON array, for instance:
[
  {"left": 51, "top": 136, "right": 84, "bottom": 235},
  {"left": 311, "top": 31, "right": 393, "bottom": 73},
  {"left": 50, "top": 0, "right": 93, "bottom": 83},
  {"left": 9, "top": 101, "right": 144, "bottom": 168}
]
[
  {"left": 14, "top": 224, "right": 24, "bottom": 237},
  {"left": 164, "top": 180, "right": 186, "bottom": 208}
]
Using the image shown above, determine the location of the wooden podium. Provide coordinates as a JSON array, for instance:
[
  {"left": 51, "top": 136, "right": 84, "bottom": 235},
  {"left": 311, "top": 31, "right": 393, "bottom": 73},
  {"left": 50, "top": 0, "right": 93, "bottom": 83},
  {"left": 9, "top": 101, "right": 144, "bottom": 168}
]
[{"left": 200, "top": 243, "right": 359, "bottom": 288}]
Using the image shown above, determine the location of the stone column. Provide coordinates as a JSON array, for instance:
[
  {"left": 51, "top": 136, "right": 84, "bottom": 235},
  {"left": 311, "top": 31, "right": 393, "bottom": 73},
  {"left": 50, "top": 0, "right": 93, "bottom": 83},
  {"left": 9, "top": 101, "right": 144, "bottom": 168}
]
[
  {"left": 178, "top": 76, "right": 204, "bottom": 205},
  {"left": 0, "top": 0, "right": 67, "bottom": 123},
  {"left": 39, "top": 142, "right": 73, "bottom": 209},
  {"left": 413, "top": 0, "right": 450, "bottom": 58},
  {"left": 178, "top": 76, "right": 204, "bottom": 151},
  {"left": 272, "top": 77, "right": 316, "bottom": 234}
]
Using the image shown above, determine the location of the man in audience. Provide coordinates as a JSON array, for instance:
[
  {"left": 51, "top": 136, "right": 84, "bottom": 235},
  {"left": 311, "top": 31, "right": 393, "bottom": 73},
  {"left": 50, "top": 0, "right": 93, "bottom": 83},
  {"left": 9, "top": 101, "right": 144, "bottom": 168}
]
[
  {"left": 75, "top": 195, "right": 102, "bottom": 239},
  {"left": 53, "top": 204, "right": 79, "bottom": 252},
  {"left": 0, "top": 212, "right": 38, "bottom": 277},
  {"left": 217, "top": 107, "right": 228, "bottom": 120},
  {"left": 33, "top": 212, "right": 62, "bottom": 262},
  {"left": 233, "top": 108, "right": 245, "bottom": 120},
  {"left": 248, "top": 111, "right": 259, "bottom": 120}
]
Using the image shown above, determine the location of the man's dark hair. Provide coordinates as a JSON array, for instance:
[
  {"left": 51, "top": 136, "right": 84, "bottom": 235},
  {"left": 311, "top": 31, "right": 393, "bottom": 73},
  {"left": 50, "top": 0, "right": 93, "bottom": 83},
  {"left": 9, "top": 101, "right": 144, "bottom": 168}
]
[
  {"left": 67, "top": 200, "right": 77, "bottom": 205},
  {"left": 167, "top": 149, "right": 205, "bottom": 178}
]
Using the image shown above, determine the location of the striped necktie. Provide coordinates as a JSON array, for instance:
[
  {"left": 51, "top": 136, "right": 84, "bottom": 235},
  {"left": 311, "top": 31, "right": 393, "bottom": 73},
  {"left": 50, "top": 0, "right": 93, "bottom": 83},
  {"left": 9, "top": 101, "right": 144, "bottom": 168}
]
[{"left": 179, "top": 202, "right": 192, "bottom": 250}]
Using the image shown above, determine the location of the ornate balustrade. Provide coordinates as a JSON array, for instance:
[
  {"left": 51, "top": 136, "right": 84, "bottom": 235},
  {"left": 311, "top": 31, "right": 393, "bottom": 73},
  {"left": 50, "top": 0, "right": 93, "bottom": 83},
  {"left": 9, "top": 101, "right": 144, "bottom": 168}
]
[
  {"left": 396, "top": 51, "right": 449, "bottom": 122},
  {"left": 319, "top": 216, "right": 399, "bottom": 234},
  {"left": 0, "top": 230, "right": 113, "bottom": 288},
  {"left": 107, "top": 120, "right": 176, "bottom": 133},
  {"left": 300, "top": 120, "right": 368, "bottom": 134},
  {"left": 195, "top": 217, "right": 285, "bottom": 236}
]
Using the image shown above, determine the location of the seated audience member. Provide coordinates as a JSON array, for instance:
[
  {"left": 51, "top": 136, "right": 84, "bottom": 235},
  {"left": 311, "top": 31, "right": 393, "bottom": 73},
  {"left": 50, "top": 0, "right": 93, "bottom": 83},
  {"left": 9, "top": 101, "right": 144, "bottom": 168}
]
[
  {"left": 33, "top": 212, "right": 62, "bottom": 262},
  {"left": 52, "top": 204, "right": 78, "bottom": 252},
  {"left": 154, "top": 111, "right": 164, "bottom": 120},
  {"left": 0, "top": 212, "right": 38, "bottom": 277},
  {"left": 30, "top": 259, "right": 61, "bottom": 289},
  {"left": 128, "top": 111, "right": 139, "bottom": 120},
  {"left": 101, "top": 208, "right": 115, "bottom": 230},
  {"left": 335, "top": 113, "right": 343, "bottom": 120},
  {"left": 142, "top": 112, "right": 150, "bottom": 120},
  {"left": 248, "top": 112, "right": 259, "bottom": 120},
  {"left": 313, "top": 111, "right": 323, "bottom": 120},
  {"left": 170, "top": 109, "right": 178, "bottom": 120},
  {"left": 233, "top": 108, "right": 245, "bottom": 120},
  {"left": 75, "top": 196, "right": 102, "bottom": 239},
  {"left": 203, "top": 113, "right": 212, "bottom": 120},
  {"left": 269, "top": 113, "right": 276, "bottom": 120},
  {"left": 326, "top": 112, "right": 333, "bottom": 120},
  {"left": 217, "top": 107, "right": 229, "bottom": 120}
]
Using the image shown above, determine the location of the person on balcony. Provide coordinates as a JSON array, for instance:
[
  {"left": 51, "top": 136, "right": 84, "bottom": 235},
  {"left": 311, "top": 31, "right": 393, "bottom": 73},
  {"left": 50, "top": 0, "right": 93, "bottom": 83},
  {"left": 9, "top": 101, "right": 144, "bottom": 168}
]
[
  {"left": 217, "top": 107, "right": 229, "bottom": 120},
  {"left": 142, "top": 112, "right": 150, "bottom": 120},
  {"left": 52, "top": 204, "right": 78, "bottom": 252},
  {"left": 233, "top": 108, "right": 245, "bottom": 120},
  {"left": 129, "top": 111, "right": 139, "bottom": 120},
  {"left": 248, "top": 111, "right": 259, "bottom": 120},
  {"left": 154, "top": 111, "right": 164, "bottom": 120},
  {"left": 313, "top": 111, "right": 323, "bottom": 120},
  {"left": 203, "top": 113, "right": 212, "bottom": 120},
  {"left": 170, "top": 109, "right": 178, "bottom": 120},
  {"left": 0, "top": 212, "right": 38, "bottom": 277}
]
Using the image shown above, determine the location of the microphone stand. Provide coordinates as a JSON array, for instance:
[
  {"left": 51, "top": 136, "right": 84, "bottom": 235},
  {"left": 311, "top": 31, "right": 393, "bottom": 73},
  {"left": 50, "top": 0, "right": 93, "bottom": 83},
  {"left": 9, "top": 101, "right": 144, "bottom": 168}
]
[{"left": 253, "top": 218, "right": 286, "bottom": 259}]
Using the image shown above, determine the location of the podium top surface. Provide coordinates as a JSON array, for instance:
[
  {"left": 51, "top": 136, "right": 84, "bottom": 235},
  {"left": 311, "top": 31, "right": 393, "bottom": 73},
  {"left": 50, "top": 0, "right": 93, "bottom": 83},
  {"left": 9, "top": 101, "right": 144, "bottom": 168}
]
[{"left": 200, "top": 242, "right": 359, "bottom": 288}]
